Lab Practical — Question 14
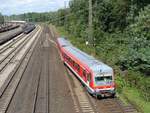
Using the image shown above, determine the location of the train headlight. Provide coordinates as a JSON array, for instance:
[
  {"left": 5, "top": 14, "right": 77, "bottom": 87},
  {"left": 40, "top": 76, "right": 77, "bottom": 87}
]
[{"left": 95, "top": 88, "right": 99, "bottom": 93}]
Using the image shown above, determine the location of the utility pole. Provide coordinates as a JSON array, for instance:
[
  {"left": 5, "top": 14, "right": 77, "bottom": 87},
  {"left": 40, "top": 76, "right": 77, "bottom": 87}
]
[
  {"left": 88, "top": 0, "right": 93, "bottom": 46},
  {"left": 88, "top": 0, "right": 96, "bottom": 55},
  {"left": 64, "top": 1, "right": 67, "bottom": 30}
]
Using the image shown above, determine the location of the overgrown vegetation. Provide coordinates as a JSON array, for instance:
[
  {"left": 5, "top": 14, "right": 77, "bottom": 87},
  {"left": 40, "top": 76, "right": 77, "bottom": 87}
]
[{"left": 0, "top": 13, "right": 4, "bottom": 25}]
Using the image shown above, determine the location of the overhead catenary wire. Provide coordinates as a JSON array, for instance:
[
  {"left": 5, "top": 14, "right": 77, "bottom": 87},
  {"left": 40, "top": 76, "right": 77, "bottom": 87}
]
[
  {"left": 49, "top": 1, "right": 98, "bottom": 23},
  {"left": 49, "top": 9, "right": 88, "bottom": 23}
]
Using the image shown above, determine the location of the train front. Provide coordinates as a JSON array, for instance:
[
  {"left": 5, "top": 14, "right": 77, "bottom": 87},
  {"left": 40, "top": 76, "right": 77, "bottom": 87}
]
[{"left": 92, "top": 65, "right": 116, "bottom": 98}]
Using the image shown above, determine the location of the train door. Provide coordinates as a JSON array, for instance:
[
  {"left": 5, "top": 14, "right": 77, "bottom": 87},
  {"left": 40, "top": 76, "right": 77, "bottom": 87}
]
[
  {"left": 87, "top": 73, "right": 91, "bottom": 86},
  {"left": 82, "top": 70, "right": 87, "bottom": 82}
]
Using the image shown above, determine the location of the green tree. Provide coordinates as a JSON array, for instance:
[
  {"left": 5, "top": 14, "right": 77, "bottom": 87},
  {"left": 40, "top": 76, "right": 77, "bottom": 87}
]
[
  {"left": 119, "top": 5, "right": 150, "bottom": 75},
  {"left": 0, "top": 13, "right": 4, "bottom": 25}
]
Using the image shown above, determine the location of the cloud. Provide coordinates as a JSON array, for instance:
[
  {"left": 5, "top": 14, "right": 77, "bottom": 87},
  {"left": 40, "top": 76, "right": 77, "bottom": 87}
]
[{"left": 0, "top": 0, "right": 70, "bottom": 15}]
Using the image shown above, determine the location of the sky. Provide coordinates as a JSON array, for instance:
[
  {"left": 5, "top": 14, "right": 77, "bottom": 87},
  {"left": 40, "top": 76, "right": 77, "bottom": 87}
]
[{"left": 0, "top": 0, "right": 70, "bottom": 15}]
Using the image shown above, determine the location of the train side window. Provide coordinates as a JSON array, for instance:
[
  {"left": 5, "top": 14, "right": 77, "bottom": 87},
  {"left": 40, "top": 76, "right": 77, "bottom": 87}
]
[
  {"left": 74, "top": 63, "right": 76, "bottom": 67},
  {"left": 67, "top": 56, "right": 69, "bottom": 60},
  {"left": 70, "top": 58, "right": 72, "bottom": 63},
  {"left": 64, "top": 53, "right": 67, "bottom": 59},
  {"left": 72, "top": 60, "right": 75, "bottom": 67},
  {"left": 68, "top": 57, "right": 71, "bottom": 63},
  {"left": 77, "top": 64, "right": 80, "bottom": 71},
  {"left": 65, "top": 54, "right": 68, "bottom": 59},
  {"left": 68, "top": 57, "right": 70, "bottom": 62},
  {"left": 71, "top": 59, "right": 74, "bottom": 65},
  {"left": 83, "top": 70, "right": 86, "bottom": 78},
  {"left": 66, "top": 56, "right": 69, "bottom": 61},
  {"left": 87, "top": 73, "right": 91, "bottom": 82},
  {"left": 67, "top": 57, "right": 70, "bottom": 62},
  {"left": 74, "top": 63, "right": 77, "bottom": 67},
  {"left": 74, "top": 63, "right": 80, "bottom": 71}
]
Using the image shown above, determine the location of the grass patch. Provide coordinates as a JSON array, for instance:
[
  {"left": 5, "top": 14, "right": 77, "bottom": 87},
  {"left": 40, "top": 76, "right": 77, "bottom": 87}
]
[{"left": 122, "top": 87, "right": 150, "bottom": 113}]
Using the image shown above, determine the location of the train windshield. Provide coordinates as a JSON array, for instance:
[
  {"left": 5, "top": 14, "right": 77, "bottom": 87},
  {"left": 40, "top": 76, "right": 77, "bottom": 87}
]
[{"left": 95, "top": 76, "right": 112, "bottom": 86}]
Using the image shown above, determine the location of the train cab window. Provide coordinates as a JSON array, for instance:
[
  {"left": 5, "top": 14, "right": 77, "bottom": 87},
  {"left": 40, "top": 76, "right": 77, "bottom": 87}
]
[{"left": 95, "top": 76, "right": 112, "bottom": 85}]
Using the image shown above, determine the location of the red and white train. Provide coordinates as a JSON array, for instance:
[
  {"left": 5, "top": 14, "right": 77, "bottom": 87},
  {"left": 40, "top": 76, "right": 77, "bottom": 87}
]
[{"left": 57, "top": 37, "right": 116, "bottom": 97}]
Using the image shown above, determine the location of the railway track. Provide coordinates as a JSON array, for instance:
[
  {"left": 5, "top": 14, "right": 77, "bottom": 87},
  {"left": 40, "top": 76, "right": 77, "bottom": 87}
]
[
  {"left": 81, "top": 81, "right": 139, "bottom": 113},
  {"left": 3, "top": 25, "right": 70, "bottom": 113},
  {"left": 0, "top": 26, "right": 42, "bottom": 113},
  {"left": 65, "top": 65, "right": 139, "bottom": 113},
  {"left": 0, "top": 26, "right": 39, "bottom": 96},
  {"left": 5, "top": 26, "right": 51, "bottom": 113},
  {"left": 32, "top": 27, "right": 49, "bottom": 113},
  {"left": 0, "top": 28, "right": 38, "bottom": 65}
]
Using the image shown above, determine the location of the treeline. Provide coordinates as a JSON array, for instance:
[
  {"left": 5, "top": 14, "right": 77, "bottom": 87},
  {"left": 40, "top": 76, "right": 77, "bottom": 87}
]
[
  {"left": 0, "top": 13, "right": 4, "bottom": 25},
  {"left": 7, "top": 12, "right": 54, "bottom": 22}
]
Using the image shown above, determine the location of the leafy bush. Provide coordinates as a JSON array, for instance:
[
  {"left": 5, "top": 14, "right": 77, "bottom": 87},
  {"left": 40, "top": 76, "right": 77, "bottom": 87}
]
[{"left": 119, "top": 5, "right": 150, "bottom": 75}]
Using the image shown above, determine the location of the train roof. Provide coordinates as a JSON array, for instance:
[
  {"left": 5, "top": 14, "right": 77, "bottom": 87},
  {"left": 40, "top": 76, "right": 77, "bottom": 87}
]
[
  {"left": 58, "top": 38, "right": 113, "bottom": 75},
  {"left": 57, "top": 37, "right": 72, "bottom": 47}
]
